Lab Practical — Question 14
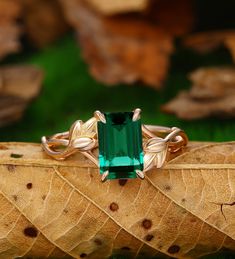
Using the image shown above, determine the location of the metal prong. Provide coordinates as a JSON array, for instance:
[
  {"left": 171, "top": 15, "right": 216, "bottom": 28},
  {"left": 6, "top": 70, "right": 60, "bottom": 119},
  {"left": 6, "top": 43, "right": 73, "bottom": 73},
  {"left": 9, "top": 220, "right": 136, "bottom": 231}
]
[
  {"left": 41, "top": 136, "right": 47, "bottom": 144},
  {"left": 132, "top": 108, "right": 141, "bottom": 121},
  {"left": 94, "top": 110, "right": 106, "bottom": 123},
  {"left": 136, "top": 170, "right": 145, "bottom": 179},
  {"left": 101, "top": 170, "right": 109, "bottom": 182}
]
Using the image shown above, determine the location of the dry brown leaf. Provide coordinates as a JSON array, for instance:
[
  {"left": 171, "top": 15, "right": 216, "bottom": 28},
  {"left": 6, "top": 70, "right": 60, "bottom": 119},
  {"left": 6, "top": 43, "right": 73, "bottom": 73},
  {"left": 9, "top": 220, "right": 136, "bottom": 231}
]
[
  {"left": 84, "top": 0, "right": 148, "bottom": 15},
  {"left": 21, "top": 0, "right": 69, "bottom": 48},
  {"left": 147, "top": 0, "right": 194, "bottom": 37},
  {"left": 0, "top": 142, "right": 235, "bottom": 258},
  {"left": 60, "top": 0, "right": 175, "bottom": 88},
  {"left": 225, "top": 36, "right": 235, "bottom": 62},
  {"left": 0, "top": 65, "right": 43, "bottom": 127},
  {"left": 183, "top": 30, "right": 235, "bottom": 57},
  {"left": 0, "top": 25, "right": 22, "bottom": 59},
  {"left": 162, "top": 67, "right": 235, "bottom": 120},
  {"left": 0, "top": 0, "right": 68, "bottom": 52},
  {"left": 60, "top": 0, "right": 194, "bottom": 88},
  {"left": 0, "top": 0, "right": 22, "bottom": 60},
  {"left": 0, "top": 0, "right": 21, "bottom": 22}
]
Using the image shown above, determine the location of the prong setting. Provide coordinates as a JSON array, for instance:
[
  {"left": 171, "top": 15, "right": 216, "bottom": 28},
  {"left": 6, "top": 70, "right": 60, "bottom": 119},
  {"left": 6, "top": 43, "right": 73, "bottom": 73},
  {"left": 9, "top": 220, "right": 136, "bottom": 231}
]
[
  {"left": 136, "top": 170, "right": 145, "bottom": 179},
  {"left": 94, "top": 110, "right": 106, "bottom": 123},
  {"left": 132, "top": 108, "right": 141, "bottom": 121},
  {"left": 42, "top": 109, "right": 188, "bottom": 182},
  {"left": 101, "top": 170, "right": 109, "bottom": 182}
]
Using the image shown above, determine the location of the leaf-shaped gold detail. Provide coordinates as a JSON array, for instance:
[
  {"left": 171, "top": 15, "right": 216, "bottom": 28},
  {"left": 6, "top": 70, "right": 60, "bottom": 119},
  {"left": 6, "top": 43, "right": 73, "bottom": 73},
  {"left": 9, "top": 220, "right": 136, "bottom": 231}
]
[
  {"left": 143, "top": 137, "right": 168, "bottom": 171},
  {"left": 41, "top": 117, "right": 98, "bottom": 164}
]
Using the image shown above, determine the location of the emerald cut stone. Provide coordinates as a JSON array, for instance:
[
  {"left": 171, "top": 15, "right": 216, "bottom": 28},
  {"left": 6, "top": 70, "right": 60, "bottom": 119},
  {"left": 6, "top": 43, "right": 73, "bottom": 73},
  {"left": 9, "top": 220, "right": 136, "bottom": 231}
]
[{"left": 97, "top": 111, "right": 143, "bottom": 179}]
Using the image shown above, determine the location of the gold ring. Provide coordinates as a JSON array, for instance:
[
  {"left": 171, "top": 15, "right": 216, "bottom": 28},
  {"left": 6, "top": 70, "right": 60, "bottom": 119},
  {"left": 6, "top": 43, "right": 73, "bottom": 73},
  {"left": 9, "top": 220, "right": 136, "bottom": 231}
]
[{"left": 41, "top": 109, "right": 188, "bottom": 181}]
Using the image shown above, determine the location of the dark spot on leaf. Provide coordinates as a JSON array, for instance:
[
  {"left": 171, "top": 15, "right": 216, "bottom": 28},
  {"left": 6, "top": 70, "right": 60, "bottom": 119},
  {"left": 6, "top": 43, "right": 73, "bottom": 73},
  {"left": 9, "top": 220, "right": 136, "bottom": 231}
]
[
  {"left": 0, "top": 144, "right": 8, "bottom": 150},
  {"left": 168, "top": 245, "right": 180, "bottom": 254},
  {"left": 142, "top": 219, "right": 152, "bottom": 229},
  {"left": 12, "top": 195, "right": 17, "bottom": 201},
  {"left": 119, "top": 179, "right": 128, "bottom": 186},
  {"left": 24, "top": 227, "right": 38, "bottom": 238},
  {"left": 190, "top": 218, "right": 197, "bottom": 223},
  {"left": 110, "top": 202, "right": 119, "bottom": 211},
  {"left": 145, "top": 234, "right": 154, "bottom": 241},
  {"left": 164, "top": 185, "right": 171, "bottom": 191},
  {"left": 42, "top": 195, "right": 46, "bottom": 200},
  {"left": 181, "top": 198, "right": 186, "bottom": 202},
  {"left": 63, "top": 209, "right": 68, "bottom": 214},
  {"left": 10, "top": 153, "right": 23, "bottom": 158},
  {"left": 80, "top": 253, "right": 87, "bottom": 258},
  {"left": 7, "top": 164, "right": 16, "bottom": 172},
  {"left": 94, "top": 238, "right": 102, "bottom": 246},
  {"left": 121, "top": 247, "right": 131, "bottom": 250},
  {"left": 26, "top": 183, "right": 33, "bottom": 189}
]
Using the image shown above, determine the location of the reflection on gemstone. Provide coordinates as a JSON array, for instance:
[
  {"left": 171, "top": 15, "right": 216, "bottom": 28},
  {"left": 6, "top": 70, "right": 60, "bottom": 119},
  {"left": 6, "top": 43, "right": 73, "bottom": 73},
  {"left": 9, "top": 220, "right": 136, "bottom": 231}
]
[{"left": 98, "top": 111, "right": 143, "bottom": 179}]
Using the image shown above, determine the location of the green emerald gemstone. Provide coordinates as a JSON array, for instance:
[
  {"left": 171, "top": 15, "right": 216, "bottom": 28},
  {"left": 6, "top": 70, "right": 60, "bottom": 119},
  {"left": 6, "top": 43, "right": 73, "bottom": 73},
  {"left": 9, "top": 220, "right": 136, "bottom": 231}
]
[{"left": 97, "top": 111, "right": 144, "bottom": 179}]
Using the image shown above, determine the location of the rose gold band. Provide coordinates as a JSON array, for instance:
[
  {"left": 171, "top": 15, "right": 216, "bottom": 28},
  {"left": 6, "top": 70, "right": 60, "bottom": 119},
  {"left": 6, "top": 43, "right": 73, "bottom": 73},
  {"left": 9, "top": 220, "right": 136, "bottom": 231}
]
[{"left": 41, "top": 109, "right": 188, "bottom": 180}]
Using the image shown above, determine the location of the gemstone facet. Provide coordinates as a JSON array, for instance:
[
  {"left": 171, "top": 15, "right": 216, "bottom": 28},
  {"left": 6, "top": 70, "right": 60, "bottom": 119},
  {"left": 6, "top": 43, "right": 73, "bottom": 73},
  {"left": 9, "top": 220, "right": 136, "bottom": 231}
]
[{"left": 97, "top": 111, "right": 143, "bottom": 179}]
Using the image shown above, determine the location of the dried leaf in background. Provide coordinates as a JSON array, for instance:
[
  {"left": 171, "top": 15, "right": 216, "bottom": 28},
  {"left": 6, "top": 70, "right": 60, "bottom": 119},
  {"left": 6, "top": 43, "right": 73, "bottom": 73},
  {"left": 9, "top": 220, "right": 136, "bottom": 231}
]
[
  {"left": 162, "top": 67, "right": 235, "bottom": 119},
  {"left": 146, "top": 0, "right": 194, "bottom": 37},
  {"left": 0, "top": 66, "right": 43, "bottom": 127},
  {"left": 0, "top": 142, "right": 235, "bottom": 258},
  {"left": 21, "top": 0, "right": 69, "bottom": 48},
  {"left": 84, "top": 0, "right": 148, "bottom": 15},
  {"left": 226, "top": 36, "right": 235, "bottom": 62},
  {"left": 0, "top": 0, "right": 69, "bottom": 55},
  {"left": 0, "top": 0, "right": 22, "bottom": 59},
  {"left": 183, "top": 30, "right": 235, "bottom": 57},
  {"left": 60, "top": 0, "right": 194, "bottom": 88}
]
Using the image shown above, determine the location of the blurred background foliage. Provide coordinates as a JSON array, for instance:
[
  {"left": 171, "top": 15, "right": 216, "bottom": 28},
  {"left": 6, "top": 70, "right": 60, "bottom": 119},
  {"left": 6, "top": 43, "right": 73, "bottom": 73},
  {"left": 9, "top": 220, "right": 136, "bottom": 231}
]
[
  {"left": 0, "top": 0, "right": 234, "bottom": 143},
  {"left": 0, "top": 0, "right": 235, "bottom": 143},
  {"left": 0, "top": 35, "right": 234, "bottom": 142}
]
